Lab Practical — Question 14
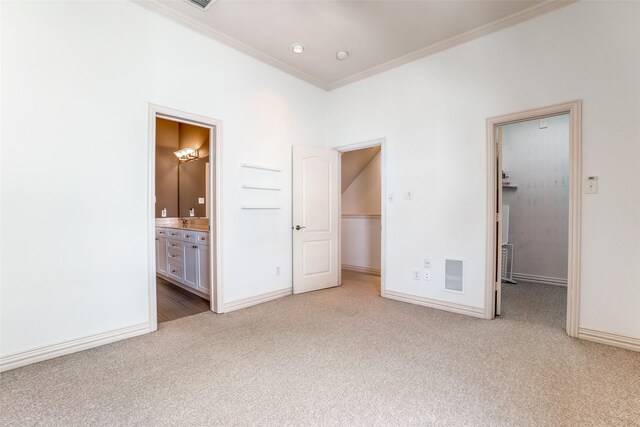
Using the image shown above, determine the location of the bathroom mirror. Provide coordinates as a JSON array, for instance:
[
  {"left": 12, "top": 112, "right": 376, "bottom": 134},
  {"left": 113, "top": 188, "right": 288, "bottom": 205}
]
[{"left": 178, "top": 156, "right": 208, "bottom": 218}]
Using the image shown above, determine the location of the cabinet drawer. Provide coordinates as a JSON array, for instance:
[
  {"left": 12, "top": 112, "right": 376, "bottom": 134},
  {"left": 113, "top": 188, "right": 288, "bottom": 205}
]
[
  {"left": 167, "top": 261, "right": 184, "bottom": 281},
  {"left": 167, "top": 247, "right": 183, "bottom": 262},
  {"left": 195, "top": 232, "right": 210, "bottom": 245},
  {"left": 182, "top": 231, "right": 198, "bottom": 243},
  {"left": 166, "top": 229, "right": 183, "bottom": 239},
  {"left": 156, "top": 228, "right": 169, "bottom": 238},
  {"left": 166, "top": 239, "right": 184, "bottom": 250}
]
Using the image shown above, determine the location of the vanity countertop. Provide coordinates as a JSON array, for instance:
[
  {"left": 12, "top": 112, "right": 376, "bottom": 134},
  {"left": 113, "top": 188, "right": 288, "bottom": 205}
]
[{"left": 157, "top": 225, "right": 210, "bottom": 232}]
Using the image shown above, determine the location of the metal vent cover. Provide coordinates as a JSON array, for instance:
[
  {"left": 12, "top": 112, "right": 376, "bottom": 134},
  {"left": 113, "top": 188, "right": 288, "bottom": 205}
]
[
  {"left": 445, "top": 259, "right": 464, "bottom": 292},
  {"left": 185, "top": 0, "right": 216, "bottom": 11}
]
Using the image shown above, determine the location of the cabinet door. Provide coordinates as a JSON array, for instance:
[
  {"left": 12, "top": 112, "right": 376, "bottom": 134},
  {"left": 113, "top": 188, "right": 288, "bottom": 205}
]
[
  {"left": 183, "top": 244, "right": 198, "bottom": 289},
  {"left": 197, "top": 244, "right": 210, "bottom": 295},
  {"left": 156, "top": 237, "right": 167, "bottom": 276}
]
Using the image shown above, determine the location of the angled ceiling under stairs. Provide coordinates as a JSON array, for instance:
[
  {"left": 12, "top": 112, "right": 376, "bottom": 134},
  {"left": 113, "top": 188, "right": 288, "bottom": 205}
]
[{"left": 341, "top": 146, "right": 380, "bottom": 193}]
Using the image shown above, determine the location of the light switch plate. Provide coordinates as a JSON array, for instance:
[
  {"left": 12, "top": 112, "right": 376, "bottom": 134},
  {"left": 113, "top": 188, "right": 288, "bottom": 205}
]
[
  {"left": 413, "top": 270, "right": 420, "bottom": 280},
  {"left": 404, "top": 191, "right": 413, "bottom": 200},
  {"left": 198, "top": 197, "right": 205, "bottom": 204},
  {"left": 584, "top": 176, "right": 598, "bottom": 194},
  {"left": 424, "top": 258, "right": 431, "bottom": 269}
]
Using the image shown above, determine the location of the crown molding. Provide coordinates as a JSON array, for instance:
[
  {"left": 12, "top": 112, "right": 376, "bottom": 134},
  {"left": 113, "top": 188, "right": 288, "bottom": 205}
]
[
  {"left": 133, "top": 0, "right": 575, "bottom": 92},
  {"left": 132, "top": 0, "right": 330, "bottom": 91},
  {"left": 327, "top": 0, "right": 577, "bottom": 90}
]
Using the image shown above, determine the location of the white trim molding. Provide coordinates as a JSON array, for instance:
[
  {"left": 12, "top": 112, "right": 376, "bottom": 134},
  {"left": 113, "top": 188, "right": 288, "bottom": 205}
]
[
  {"left": 511, "top": 273, "right": 567, "bottom": 287},
  {"left": 0, "top": 323, "right": 151, "bottom": 372},
  {"left": 222, "top": 288, "right": 292, "bottom": 313},
  {"left": 384, "top": 290, "right": 486, "bottom": 319},
  {"left": 342, "top": 264, "right": 381, "bottom": 276},
  {"left": 578, "top": 328, "right": 640, "bottom": 353}
]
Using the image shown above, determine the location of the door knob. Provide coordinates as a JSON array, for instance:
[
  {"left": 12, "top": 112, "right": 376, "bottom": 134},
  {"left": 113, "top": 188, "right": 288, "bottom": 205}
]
[{"left": 295, "top": 225, "right": 306, "bottom": 230}]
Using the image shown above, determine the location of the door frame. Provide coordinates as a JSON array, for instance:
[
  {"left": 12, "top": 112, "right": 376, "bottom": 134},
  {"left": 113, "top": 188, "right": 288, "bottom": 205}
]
[
  {"left": 484, "top": 100, "right": 582, "bottom": 337},
  {"left": 332, "top": 138, "right": 386, "bottom": 296},
  {"left": 147, "top": 104, "right": 224, "bottom": 331}
]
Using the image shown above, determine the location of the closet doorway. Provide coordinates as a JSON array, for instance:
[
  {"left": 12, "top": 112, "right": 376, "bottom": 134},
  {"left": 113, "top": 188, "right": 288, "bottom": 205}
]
[
  {"left": 486, "top": 101, "right": 582, "bottom": 337},
  {"left": 291, "top": 138, "right": 386, "bottom": 296},
  {"left": 147, "top": 104, "right": 223, "bottom": 331},
  {"left": 337, "top": 139, "right": 386, "bottom": 295}
]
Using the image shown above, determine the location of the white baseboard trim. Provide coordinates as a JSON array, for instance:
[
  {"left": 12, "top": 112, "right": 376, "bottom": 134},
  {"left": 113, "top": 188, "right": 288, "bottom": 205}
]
[
  {"left": 578, "top": 328, "right": 640, "bottom": 352},
  {"left": 0, "top": 322, "right": 151, "bottom": 373},
  {"left": 511, "top": 273, "right": 567, "bottom": 286},
  {"left": 223, "top": 287, "right": 292, "bottom": 313},
  {"left": 342, "top": 264, "right": 381, "bottom": 276},
  {"left": 383, "top": 290, "right": 485, "bottom": 319}
]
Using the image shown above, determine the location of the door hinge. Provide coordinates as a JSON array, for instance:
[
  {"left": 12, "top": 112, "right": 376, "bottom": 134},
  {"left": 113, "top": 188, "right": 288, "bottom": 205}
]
[{"left": 496, "top": 212, "right": 501, "bottom": 222}]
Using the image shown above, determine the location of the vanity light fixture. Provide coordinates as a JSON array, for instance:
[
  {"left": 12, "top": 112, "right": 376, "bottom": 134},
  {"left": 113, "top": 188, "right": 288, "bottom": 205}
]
[
  {"left": 174, "top": 148, "right": 199, "bottom": 161},
  {"left": 336, "top": 50, "right": 349, "bottom": 60},
  {"left": 291, "top": 43, "right": 305, "bottom": 54}
]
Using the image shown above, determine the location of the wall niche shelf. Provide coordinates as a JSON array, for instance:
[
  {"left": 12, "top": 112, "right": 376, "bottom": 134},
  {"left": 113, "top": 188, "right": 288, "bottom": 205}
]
[
  {"left": 241, "top": 184, "right": 281, "bottom": 191},
  {"left": 240, "top": 162, "right": 281, "bottom": 172},
  {"left": 241, "top": 204, "right": 281, "bottom": 210}
]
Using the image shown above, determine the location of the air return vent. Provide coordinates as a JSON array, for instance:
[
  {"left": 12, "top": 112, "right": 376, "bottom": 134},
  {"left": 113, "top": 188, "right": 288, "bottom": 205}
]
[
  {"left": 445, "top": 259, "right": 464, "bottom": 292},
  {"left": 185, "top": 0, "right": 216, "bottom": 11}
]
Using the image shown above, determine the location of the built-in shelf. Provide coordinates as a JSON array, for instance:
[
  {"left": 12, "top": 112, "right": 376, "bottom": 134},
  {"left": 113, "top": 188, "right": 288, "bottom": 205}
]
[
  {"left": 241, "top": 184, "right": 281, "bottom": 191},
  {"left": 241, "top": 204, "right": 281, "bottom": 210},
  {"left": 240, "top": 162, "right": 281, "bottom": 172}
]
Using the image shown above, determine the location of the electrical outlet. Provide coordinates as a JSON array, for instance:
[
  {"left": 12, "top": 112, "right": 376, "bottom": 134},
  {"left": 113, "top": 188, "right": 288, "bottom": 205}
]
[
  {"left": 413, "top": 270, "right": 420, "bottom": 280},
  {"left": 423, "top": 270, "right": 431, "bottom": 281},
  {"left": 404, "top": 191, "right": 413, "bottom": 200},
  {"left": 275, "top": 266, "right": 281, "bottom": 276},
  {"left": 424, "top": 258, "right": 431, "bottom": 269}
]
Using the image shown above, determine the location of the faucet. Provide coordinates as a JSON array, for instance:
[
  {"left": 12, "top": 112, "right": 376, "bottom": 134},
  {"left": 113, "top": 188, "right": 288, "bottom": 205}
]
[{"left": 180, "top": 218, "right": 189, "bottom": 228}]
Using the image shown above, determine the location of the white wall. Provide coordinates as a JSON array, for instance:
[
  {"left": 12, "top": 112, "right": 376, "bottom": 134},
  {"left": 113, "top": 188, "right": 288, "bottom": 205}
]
[
  {"left": 0, "top": 0, "right": 326, "bottom": 357},
  {"left": 502, "top": 115, "right": 569, "bottom": 284},
  {"left": 341, "top": 152, "right": 381, "bottom": 272},
  {"left": 326, "top": 2, "right": 640, "bottom": 339},
  {"left": 341, "top": 216, "right": 381, "bottom": 273}
]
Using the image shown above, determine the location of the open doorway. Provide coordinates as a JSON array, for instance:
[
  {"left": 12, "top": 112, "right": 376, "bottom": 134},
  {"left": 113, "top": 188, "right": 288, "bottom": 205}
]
[
  {"left": 486, "top": 101, "right": 581, "bottom": 337},
  {"left": 148, "top": 105, "right": 223, "bottom": 331},
  {"left": 339, "top": 144, "right": 383, "bottom": 295},
  {"left": 498, "top": 113, "right": 570, "bottom": 329}
]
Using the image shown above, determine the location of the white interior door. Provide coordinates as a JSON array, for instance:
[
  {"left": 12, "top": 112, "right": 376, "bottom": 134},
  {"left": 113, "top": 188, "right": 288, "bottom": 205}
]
[
  {"left": 292, "top": 145, "right": 340, "bottom": 294},
  {"left": 496, "top": 127, "right": 503, "bottom": 316}
]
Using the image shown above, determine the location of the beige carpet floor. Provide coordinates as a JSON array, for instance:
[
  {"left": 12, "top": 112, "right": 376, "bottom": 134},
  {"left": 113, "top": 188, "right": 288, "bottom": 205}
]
[{"left": 1, "top": 271, "right": 639, "bottom": 426}]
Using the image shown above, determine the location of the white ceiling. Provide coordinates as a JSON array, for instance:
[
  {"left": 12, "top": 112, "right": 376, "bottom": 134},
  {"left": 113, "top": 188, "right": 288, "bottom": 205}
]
[{"left": 146, "top": 0, "right": 570, "bottom": 90}]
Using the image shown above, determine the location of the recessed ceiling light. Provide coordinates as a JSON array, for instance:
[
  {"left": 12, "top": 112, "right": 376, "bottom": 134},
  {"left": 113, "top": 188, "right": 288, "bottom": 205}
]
[
  {"left": 291, "top": 43, "right": 305, "bottom": 54},
  {"left": 336, "top": 50, "right": 349, "bottom": 60}
]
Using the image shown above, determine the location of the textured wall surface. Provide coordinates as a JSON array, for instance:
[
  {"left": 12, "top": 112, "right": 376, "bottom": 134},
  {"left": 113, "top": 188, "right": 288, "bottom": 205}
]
[{"left": 502, "top": 114, "right": 569, "bottom": 282}]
